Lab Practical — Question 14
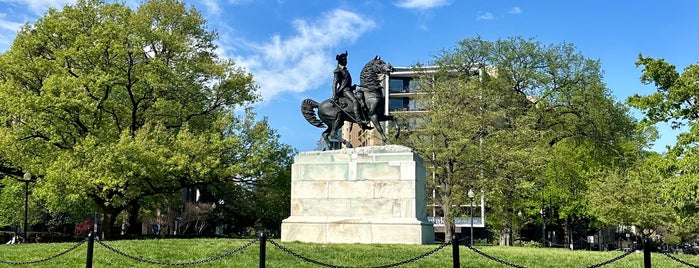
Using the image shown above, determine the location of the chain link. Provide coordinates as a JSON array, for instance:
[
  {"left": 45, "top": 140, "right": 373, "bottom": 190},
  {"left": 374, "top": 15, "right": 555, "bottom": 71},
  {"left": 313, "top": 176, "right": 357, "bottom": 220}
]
[
  {"left": 269, "top": 239, "right": 451, "bottom": 268},
  {"left": 466, "top": 245, "right": 527, "bottom": 268},
  {"left": 588, "top": 250, "right": 634, "bottom": 268},
  {"left": 662, "top": 252, "right": 699, "bottom": 268},
  {"left": 0, "top": 238, "right": 87, "bottom": 265},
  {"left": 584, "top": 249, "right": 635, "bottom": 268},
  {"left": 96, "top": 238, "right": 258, "bottom": 266},
  {"left": 0, "top": 236, "right": 656, "bottom": 267},
  {"left": 466, "top": 244, "right": 636, "bottom": 268}
]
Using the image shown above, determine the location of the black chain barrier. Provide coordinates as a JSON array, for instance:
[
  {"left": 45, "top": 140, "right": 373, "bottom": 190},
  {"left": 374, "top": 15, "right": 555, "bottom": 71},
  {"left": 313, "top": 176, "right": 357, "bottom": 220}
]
[
  {"left": 466, "top": 245, "right": 527, "bottom": 268},
  {"left": 466, "top": 244, "right": 636, "bottom": 268},
  {"left": 583, "top": 249, "right": 634, "bottom": 268},
  {"left": 268, "top": 239, "right": 451, "bottom": 268},
  {"left": 662, "top": 253, "right": 699, "bottom": 268},
  {"left": 0, "top": 238, "right": 87, "bottom": 265},
  {"left": 96, "top": 237, "right": 258, "bottom": 266}
]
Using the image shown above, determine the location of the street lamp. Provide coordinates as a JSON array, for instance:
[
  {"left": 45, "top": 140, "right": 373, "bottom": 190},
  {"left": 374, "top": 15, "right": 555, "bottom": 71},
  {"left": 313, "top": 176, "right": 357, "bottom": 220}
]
[
  {"left": 468, "top": 189, "right": 475, "bottom": 246},
  {"left": 19, "top": 172, "right": 34, "bottom": 242}
]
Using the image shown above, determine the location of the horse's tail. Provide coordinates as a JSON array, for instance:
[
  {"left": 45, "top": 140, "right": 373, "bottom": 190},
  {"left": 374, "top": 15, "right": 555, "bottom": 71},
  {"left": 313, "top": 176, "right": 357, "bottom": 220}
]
[{"left": 301, "top": 99, "right": 325, "bottom": 128}]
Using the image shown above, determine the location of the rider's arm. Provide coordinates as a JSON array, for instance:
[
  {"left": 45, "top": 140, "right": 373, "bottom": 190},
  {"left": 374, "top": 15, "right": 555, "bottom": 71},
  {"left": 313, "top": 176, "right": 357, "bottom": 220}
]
[{"left": 332, "top": 69, "right": 341, "bottom": 99}]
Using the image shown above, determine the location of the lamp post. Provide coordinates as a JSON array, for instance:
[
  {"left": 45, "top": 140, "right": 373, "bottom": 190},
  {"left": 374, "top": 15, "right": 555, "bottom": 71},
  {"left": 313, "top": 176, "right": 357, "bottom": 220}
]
[
  {"left": 19, "top": 172, "right": 34, "bottom": 242},
  {"left": 541, "top": 207, "right": 546, "bottom": 248},
  {"left": 468, "top": 189, "right": 475, "bottom": 246}
]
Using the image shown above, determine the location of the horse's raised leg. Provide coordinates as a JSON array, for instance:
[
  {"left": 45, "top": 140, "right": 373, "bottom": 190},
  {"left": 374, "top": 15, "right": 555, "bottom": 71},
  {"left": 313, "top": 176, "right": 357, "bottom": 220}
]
[{"left": 369, "top": 113, "right": 391, "bottom": 145}]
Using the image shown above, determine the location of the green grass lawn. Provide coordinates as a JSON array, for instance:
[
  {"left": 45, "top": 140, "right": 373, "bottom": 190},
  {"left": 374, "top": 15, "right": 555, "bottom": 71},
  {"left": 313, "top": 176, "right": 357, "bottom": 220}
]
[{"left": 0, "top": 238, "right": 698, "bottom": 267}]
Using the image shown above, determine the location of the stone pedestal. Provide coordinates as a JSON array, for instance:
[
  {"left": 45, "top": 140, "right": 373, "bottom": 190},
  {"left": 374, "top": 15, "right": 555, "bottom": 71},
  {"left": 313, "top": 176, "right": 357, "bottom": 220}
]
[{"left": 281, "top": 145, "right": 434, "bottom": 244}]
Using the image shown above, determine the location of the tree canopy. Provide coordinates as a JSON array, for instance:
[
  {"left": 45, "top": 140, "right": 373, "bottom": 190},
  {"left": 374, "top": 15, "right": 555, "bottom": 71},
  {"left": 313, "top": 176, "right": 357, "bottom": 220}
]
[
  {"left": 629, "top": 55, "right": 699, "bottom": 239},
  {"left": 397, "top": 36, "right": 642, "bottom": 244},
  {"left": 0, "top": 0, "right": 285, "bottom": 239}
]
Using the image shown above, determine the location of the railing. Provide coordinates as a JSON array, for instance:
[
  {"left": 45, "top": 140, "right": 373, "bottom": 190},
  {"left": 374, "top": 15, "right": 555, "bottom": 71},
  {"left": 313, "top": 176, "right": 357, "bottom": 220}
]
[
  {"left": 0, "top": 232, "right": 693, "bottom": 267},
  {"left": 427, "top": 216, "right": 484, "bottom": 227}
]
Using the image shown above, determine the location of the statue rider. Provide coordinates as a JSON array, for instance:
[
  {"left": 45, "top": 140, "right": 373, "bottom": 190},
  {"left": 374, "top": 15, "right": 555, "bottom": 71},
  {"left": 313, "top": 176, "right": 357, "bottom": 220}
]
[{"left": 332, "top": 51, "right": 372, "bottom": 130}]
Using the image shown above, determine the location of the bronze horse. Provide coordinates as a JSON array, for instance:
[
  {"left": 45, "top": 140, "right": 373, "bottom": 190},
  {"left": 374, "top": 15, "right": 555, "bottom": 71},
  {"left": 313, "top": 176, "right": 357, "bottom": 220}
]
[{"left": 302, "top": 56, "right": 399, "bottom": 150}]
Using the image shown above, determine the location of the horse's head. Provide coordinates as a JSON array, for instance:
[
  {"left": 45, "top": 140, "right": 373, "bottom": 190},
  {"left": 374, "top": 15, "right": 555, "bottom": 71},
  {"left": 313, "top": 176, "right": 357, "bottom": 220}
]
[
  {"left": 360, "top": 56, "right": 393, "bottom": 92},
  {"left": 370, "top": 55, "right": 394, "bottom": 75}
]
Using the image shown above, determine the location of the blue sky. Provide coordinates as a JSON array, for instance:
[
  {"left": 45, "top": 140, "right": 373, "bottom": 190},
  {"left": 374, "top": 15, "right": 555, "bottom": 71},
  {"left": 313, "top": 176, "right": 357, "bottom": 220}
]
[{"left": 0, "top": 0, "right": 697, "bottom": 152}]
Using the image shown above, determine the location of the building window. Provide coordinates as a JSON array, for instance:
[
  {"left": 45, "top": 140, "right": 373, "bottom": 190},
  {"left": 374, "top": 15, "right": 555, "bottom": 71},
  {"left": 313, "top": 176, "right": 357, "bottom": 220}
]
[
  {"left": 389, "top": 97, "right": 410, "bottom": 111},
  {"left": 389, "top": 78, "right": 412, "bottom": 93}
]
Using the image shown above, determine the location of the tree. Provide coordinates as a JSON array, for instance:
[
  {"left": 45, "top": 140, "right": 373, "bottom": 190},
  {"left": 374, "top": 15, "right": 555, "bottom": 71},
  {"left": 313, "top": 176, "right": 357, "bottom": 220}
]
[
  {"left": 206, "top": 121, "right": 294, "bottom": 235},
  {"left": 398, "top": 36, "right": 639, "bottom": 244},
  {"left": 628, "top": 55, "right": 699, "bottom": 240},
  {"left": 628, "top": 55, "right": 699, "bottom": 132},
  {"left": 484, "top": 37, "right": 639, "bottom": 246},
  {"left": 0, "top": 180, "right": 44, "bottom": 229},
  {"left": 0, "top": 0, "right": 270, "bottom": 240},
  {"left": 398, "top": 64, "right": 484, "bottom": 242},
  {"left": 586, "top": 153, "right": 673, "bottom": 237}
]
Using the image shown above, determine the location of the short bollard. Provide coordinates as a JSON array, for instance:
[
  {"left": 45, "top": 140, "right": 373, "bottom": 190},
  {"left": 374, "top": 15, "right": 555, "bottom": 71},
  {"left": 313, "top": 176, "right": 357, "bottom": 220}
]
[
  {"left": 86, "top": 231, "right": 95, "bottom": 268},
  {"left": 452, "top": 232, "right": 460, "bottom": 268},
  {"left": 259, "top": 232, "right": 267, "bottom": 268},
  {"left": 643, "top": 238, "right": 651, "bottom": 268}
]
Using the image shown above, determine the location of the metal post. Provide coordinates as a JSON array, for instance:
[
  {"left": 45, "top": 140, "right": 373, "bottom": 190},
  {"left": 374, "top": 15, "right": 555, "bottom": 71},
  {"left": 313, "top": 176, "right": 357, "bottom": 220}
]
[
  {"left": 470, "top": 198, "right": 474, "bottom": 245},
  {"left": 467, "top": 189, "right": 475, "bottom": 246},
  {"left": 23, "top": 180, "right": 29, "bottom": 242},
  {"left": 643, "top": 237, "right": 651, "bottom": 268},
  {"left": 452, "top": 227, "right": 460, "bottom": 268},
  {"left": 86, "top": 231, "right": 95, "bottom": 268},
  {"left": 541, "top": 208, "right": 546, "bottom": 248},
  {"left": 259, "top": 232, "right": 267, "bottom": 268}
]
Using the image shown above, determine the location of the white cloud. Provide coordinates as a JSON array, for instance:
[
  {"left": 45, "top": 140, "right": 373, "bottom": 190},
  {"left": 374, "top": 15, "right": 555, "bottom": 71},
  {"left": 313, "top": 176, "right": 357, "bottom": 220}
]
[
  {"left": 228, "top": 9, "right": 376, "bottom": 102},
  {"left": 0, "top": 17, "right": 24, "bottom": 32},
  {"left": 200, "top": 0, "right": 252, "bottom": 14},
  {"left": 201, "top": 0, "right": 221, "bottom": 14},
  {"left": 394, "top": 0, "right": 451, "bottom": 10},
  {"left": 508, "top": 6, "right": 522, "bottom": 14},
  {"left": 476, "top": 12, "right": 493, "bottom": 21},
  {"left": 0, "top": 0, "right": 75, "bottom": 15},
  {"left": 228, "top": 0, "right": 253, "bottom": 4}
]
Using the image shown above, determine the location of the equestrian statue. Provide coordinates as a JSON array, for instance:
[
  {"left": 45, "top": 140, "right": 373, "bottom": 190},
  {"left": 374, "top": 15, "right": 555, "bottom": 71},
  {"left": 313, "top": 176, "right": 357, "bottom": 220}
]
[{"left": 301, "top": 52, "right": 399, "bottom": 150}]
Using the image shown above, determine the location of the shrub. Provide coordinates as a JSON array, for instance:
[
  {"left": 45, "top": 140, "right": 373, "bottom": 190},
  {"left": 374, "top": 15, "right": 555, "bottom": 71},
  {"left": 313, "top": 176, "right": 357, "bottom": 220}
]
[{"left": 514, "top": 240, "right": 543, "bottom": 248}]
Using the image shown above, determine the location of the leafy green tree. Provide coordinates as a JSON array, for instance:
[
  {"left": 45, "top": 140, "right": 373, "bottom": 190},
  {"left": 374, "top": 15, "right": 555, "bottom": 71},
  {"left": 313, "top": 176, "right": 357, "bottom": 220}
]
[
  {"left": 628, "top": 55, "right": 699, "bottom": 132},
  {"left": 398, "top": 63, "right": 484, "bottom": 241},
  {"left": 208, "top": 121, "right": 294, "bottom": 235},
  {"left": 629, "top": 55, "right": 699, "bottom": 240},
  {"left": 0, "top": 0, "right": 272, "bottom": 240},
  {"left": 398, "top": 36, "right": 639, "bottom": 244},
  {"left": 485, "top": 37, "right": 639, "bottom": 246},
  {"left": 0, "top": 180, "right": 43, "bottom": 229},
  {"left": 586, "top": 153, "right": 673, "bottom": 237}
]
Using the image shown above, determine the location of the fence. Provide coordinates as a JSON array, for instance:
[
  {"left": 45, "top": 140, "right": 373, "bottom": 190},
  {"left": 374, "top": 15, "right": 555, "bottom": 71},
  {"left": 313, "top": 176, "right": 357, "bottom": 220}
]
[{"left": 1, "top": 232, "right": 698, "bottom": 267}]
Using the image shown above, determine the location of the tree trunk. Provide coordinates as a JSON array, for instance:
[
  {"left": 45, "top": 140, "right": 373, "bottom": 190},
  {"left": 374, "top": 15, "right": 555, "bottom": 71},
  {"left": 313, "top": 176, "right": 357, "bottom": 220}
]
[
  {"left": 100, "top": 207, "right": 121, "bottom": 241},
  {"left": 443, "top": 204, "right": 453, "bottom": 242},
  {"left": 127, "top": 202, "right": 141, "bottom": 235},
  {"left": 499, "top": 227, "right": 511, "bottom": 246}
]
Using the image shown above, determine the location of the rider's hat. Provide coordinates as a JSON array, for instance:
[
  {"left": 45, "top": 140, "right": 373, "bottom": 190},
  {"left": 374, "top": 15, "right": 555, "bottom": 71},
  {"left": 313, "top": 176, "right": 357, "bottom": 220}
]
[{"left": 336, "top": 51, "right": 348, "bottom": 61}]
